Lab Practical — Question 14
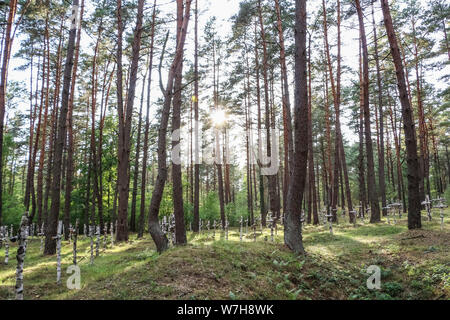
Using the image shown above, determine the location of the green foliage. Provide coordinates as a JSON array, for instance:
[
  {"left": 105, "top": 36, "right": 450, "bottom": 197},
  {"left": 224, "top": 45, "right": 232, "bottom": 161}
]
[
  {"left": 2, "top": 194, "right": 25, "bottom": 227},
  {"left": 382, "top": 282, "right": 403, "bottom": 297}
]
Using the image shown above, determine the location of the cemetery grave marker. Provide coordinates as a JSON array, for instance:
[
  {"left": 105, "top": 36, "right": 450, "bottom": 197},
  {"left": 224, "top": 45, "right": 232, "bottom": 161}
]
[
  {"left": 95, "top": 226, "right": 100, "bottom": 257},
  {"left": 53, "top": 221, "right": 63, "bottom": 285},
  {"left": 89, "top": 225, "right": 94, "bottom": 265},
  {"left": 421, "top": 195, "right": 432, "bottom": 221},
  {"left": 325, "top": 209, "right": 333, "bottom": 235},
  {"left": 73, "top": 219, "right": 79, "bottom": 265},
  {"left": 13, "top": 213, "right": 29, "bottom": 300}
]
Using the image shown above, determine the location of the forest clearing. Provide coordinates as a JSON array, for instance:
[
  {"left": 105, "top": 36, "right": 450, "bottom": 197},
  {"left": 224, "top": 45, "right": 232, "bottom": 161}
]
[
  {"left": 1, "top": 210, "right": 449, "bottom": 300},
  {"left": 0, "top": 0, "right": 449, "bottom": 305}
]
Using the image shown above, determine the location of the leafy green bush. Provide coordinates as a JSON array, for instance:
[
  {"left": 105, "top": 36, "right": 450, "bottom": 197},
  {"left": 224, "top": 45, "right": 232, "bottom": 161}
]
[{"left": 383, "top": 281, "right": 403, "bottom": 297}]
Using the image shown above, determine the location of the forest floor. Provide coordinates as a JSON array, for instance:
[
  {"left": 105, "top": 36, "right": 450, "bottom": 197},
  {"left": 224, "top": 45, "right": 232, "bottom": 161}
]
[{"left": 0, "top": 210, "right": 449, "bottom": 300}]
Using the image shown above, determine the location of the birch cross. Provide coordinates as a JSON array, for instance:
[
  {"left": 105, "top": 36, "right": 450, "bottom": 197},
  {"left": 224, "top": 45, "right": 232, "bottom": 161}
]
[
  {"left": 89, "top": 225, "right": 94, "bottom": 265},
  {"left": 225, "top": 219, "right": 229, "bottom": 241},
  {"left": 13, "top": 213, "right": 29, "bottom": 300},
  {"left": 38, "top": 223, "right": 44, "bottom": 253},
  {"left": 383, "top": 205, "right": 391, "bottom": 224},
  {"left": 421, "top": 196, "right": 432, "bottom": 221},
  {"left": 239, "top": 216, "right": 243, "bottom": 242},
  {"left": 169, "top": 214, "right": 176, "bottom": 245},
  {"left": 95, "top": 226, "right": 100, "bottom": 258},
  {"left": 0, "top": 226, "right": 9, "bottom": 264},
  {"left": 53, "top": 221, "right": 63, "bottom": 285},
  {"left": 267, "top": 213, "right": 274, "bottom": 242},
  {"left": 433, "top": 198, "right": 448, "bottom": 231},
  {"left": 73, "top": 219, "right": 78, "bottom": 265},
  {"left": 103, "top": 224, "right": 108, "bottom": 250},
  {"left": 325, "top": 210, "right": 333, "bottom": 235},
  {"left": 391, "top": 202, "right": 402, "bottom": 219},
  {"left": 110, "top": 222, "right": 114, "bottom": 248}
]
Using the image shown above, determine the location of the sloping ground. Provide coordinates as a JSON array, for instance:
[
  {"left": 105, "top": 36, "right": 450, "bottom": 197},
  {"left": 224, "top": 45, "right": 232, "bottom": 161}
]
[{"left": 0, "top": 211, "right": 448, "bottom": 300}]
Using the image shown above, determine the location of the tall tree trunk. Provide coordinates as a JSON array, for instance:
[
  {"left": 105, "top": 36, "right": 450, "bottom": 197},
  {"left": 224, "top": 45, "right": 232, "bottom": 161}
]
[
  {"left": 358, "top": 41, "right": 367, "bottom": 214},
  {"left": 411, "top": 18, "right": 428, "bottom": 201},
  {"left": 356, "top": 0, "right": 381, "bottom": 223},
  {"left": 138, "top": 0, "right": 157, "bottom": 239},
  {"left": 257, "top": 0, "right": 279, "bottom": 226},
  {"left": 130, "top": 71, "right": 147, "bottom": 233},
  {"left": 372, "top": 4, "right": 387, "bottom": 216},
  {"left": 45, "top": 1, "right": 80, "bottom": 255},
  {"left": 148, "top": 0, "right": 192, "bottom": 253},
  {"left": 307, "top": 35, "right": 319, "bottom": 225},
  {"left": 64, "top": 0, "right": 84, "bottom": 239},
  {"left": 274, "top": 0, "right": 293, "bottom": 215},
  {"left": 284, "top": 0, "right": 307, "bottom": 254},
  {"left": 253, "top": 22, "right": 265, "bottom": 224},
  {"left": 192, "top": 0, "right": 200, "bottom": 233},
  {"left": 116, "top": 0, "right": 145, "bottom": 242},
  {"left": 172, "top": 0, "right": 187, "bottom": 245},
  {"left": 35, "top": 14, "right": 50, "bottom": 226},
  {"left": 380, "top": 0, "right": 421, "bottom": 229}
]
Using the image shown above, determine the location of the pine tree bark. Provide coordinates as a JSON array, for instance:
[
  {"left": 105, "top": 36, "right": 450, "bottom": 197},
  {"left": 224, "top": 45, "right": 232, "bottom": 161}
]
[
  {"left": 172, "top": 0, "right": 187, "bottom": 245},
  {"left": 380, "top": 0, "right": 421, "bottom": 229},
  {"left": 356, "top": 0, "right": 381, "bottom": 223},
  {"left": 307, "top": 35, "right": 319, "bottom": 225},
  {"left": 284, "top": 0, "right": 307, "bottom": 254},
  {"left": 138, "top": 0, "right": 157, "bottom": 239},
  {"left": 64, "top": 0, "right": 84, "bottom": 240},
  {"left": 193, "top": 0, "right": 200, "bottom": 233},
  {"left": 372, "top": 4, "right": 387, "bottom": 216},
  {"left": 257, "top": 0, "right": 279, "bottom": 226},
  {"left": 45, "top": 1, "right": 80, "bottom": 255},
  {"left": 148, "top": 0, "right": 192, "bottom": 253},
  {"left": 274, "top": 0, "right": 294, "bottom": 215},
  {"left": 116, "top": 0, "right": 145, "bottom": 241}
]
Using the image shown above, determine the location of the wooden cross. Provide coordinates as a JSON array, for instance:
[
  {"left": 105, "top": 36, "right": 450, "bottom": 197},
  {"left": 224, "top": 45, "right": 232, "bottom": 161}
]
[
  {"left": 14, "top": 213, "right": 29, "bottom": 300},
  {"left": 325, "top": 210, "right": 333, "bottom": 235},
  {"left": 239, "top": 216, "right": 243, "bottom": 242},
  {"left": 267, "top": 213, "right": 274, "bottom": 242},
  {"left": 383, "top": 205, "right": 391, "bottom": 224},
  {"left": 73, "top": 219, "right": 79, "bottom": 265},
  {"left": 52, "top": 221, "right": 63, "bottom": 285},
  {"left": 421, "top": 195, "right": 432, "bottom": 221},
  {"left": 0, "top": 226, "right": 9, "bottom": 264},
  {"left": 225, "top": 219, "right": 229, "bottom": 241},
  {"left": 89, "top": 225, "right": 95, "bottom": 265},
  {"left": 433, "top": 198, "right": 448, "bottom": 231},
  {"left": 110, "top": 222, "right": 114, "bottom": 248},
  {"left": 95, "top": 226, "right": 100, "bottom": 258}
]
